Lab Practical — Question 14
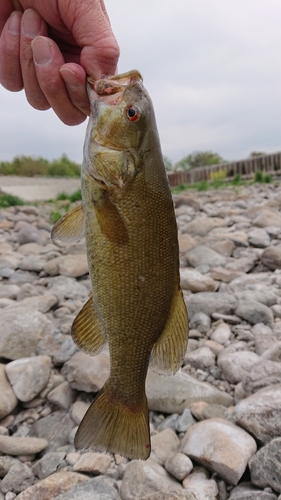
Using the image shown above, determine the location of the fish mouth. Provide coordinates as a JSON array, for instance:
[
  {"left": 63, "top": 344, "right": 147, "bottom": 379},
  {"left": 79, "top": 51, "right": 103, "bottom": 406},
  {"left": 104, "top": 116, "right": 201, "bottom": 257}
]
[{"left": 87, "top": 70, "right": 143, "bottom": 105}]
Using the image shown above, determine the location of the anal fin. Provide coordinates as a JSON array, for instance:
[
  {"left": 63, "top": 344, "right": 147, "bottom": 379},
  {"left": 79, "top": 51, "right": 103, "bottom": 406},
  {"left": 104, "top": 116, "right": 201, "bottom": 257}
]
[
  {"left": 149, "top": 288, "right": 189, "bottom": 375},
  {"left": 72, "top": 294, "right": 107, "bottom": 355},
  {"left": 51, "top": 204, "right": 85, "bottom": 242}
]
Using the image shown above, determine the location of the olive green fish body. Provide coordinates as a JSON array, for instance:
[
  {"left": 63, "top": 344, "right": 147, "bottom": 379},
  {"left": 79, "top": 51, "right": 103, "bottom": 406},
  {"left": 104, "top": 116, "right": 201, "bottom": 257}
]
[{"left": 51, "top": 71, "right": 188, "bottom": 460}]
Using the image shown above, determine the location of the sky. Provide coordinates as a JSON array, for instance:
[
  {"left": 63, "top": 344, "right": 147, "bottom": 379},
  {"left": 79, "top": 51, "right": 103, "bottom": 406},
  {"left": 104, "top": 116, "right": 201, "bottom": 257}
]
[{"left": 1, "top": 0, "right": 281, "bottom": 166}]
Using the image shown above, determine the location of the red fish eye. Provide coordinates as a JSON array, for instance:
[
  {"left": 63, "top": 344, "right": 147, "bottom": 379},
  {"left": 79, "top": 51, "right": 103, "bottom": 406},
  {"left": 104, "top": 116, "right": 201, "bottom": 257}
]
[{"left": 126, "top": 106, "right": 140, "bottom": 122}]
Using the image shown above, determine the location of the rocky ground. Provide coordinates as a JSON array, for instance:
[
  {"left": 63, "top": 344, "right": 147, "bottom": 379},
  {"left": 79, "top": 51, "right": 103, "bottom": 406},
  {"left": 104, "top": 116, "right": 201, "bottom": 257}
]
[{"left": 0, "top": 182, "right": 281, "bottom": 499}]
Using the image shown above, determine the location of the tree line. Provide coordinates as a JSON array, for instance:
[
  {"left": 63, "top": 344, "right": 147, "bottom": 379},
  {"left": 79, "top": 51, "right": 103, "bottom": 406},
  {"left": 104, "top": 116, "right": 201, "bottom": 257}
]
[{"left": 0, "top": 151, "right": 267, "bottom": 177}]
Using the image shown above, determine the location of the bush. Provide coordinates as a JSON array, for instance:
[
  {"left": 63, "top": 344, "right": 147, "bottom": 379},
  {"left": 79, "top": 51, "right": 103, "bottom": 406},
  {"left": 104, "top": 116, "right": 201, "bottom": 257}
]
[
  {"left": 50, "top": 211, "right": 63, "bottom": 224},
  {"left": 47, "top": 154, "right": 80, "bottom": 177},
  {"left": 209, "top": 169, "right": 227, "bottom": 182},
  {"left": 0, "top": 193, "right": 24, "bottom": 207},
  {"left": 255, "top": 171, "right": 263, "bottom": 182},
  {"left": 232, "top": 174, "right": 241, "bottom": 185}
]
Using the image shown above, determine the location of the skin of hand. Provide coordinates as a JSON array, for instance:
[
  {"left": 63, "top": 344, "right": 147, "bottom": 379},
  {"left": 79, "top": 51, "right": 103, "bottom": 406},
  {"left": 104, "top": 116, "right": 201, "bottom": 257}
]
[{"left": 0, "top": 0, "right": 120, "bottom": 125}]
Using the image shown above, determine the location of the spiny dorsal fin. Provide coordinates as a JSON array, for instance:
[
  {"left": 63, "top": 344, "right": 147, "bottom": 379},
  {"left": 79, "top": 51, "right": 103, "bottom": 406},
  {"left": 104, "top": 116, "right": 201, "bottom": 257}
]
[
  {"left": 51, "top": 204, "right": 85, "bottom": 242},
  {"left": 72, "top": 294, "right": 107, "bottom": 354},
  {"left": 149, "top": 288, "right": 188, "bottom": 375}
]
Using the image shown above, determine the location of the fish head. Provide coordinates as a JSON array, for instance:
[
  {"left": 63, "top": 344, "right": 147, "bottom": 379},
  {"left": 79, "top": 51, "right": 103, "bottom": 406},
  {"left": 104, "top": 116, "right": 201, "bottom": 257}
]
[{"left": 83, "top": 70, "right": 158, "bottom": 190}]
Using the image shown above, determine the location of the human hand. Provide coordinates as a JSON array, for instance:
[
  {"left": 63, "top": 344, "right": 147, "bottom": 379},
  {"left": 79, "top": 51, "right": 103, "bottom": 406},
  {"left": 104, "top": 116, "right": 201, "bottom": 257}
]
[{"left": 0, "top": 1, "right": 119, "bottom": 125}]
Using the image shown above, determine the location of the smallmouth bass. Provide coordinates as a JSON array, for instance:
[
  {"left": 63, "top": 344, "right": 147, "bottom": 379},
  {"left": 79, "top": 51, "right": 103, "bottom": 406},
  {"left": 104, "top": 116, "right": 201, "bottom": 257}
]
[{"left": 51, "top": 70, "right": 188, "bottom": 460}]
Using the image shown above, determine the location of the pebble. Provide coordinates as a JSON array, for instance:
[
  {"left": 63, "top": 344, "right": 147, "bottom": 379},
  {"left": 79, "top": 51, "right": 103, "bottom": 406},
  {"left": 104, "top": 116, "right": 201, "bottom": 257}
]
[
  {"left": 0, "top": 436, "right": 48, "bottom": 455},
  {"left": 0, "top": 364, "right": 18, "bottom": 419},
  {"left": 164, "top": 452, "right": 193, "bottom": 481},
  {"left": 5, "top": 356, "right": 52, "bottom": 402},
  {"left": 72, "top": 452, "right": 111, "bottom": 474},
  {"left": 15, "top": 470, "right": 88, "bottom": 500},
  {"left": 234, "top": 384, "right": 281, "bottom": 443},
  {"left": 181, "top": 418, "right": 257, "bottom": 485},
  {"left": 151, "top": 428, "right": 180, "bottom": 465},
  {"left": 32, "top": 451, "right": 66, "bottom": 479},
  {"left": 182, "top": 466, "right": 218, "bottom": 499}
]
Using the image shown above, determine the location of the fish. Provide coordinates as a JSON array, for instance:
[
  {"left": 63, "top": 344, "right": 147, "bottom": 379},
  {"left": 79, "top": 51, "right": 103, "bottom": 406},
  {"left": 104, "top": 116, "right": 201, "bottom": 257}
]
[{"left": 51, "top": 70, "right": 188, "bottom": 460}]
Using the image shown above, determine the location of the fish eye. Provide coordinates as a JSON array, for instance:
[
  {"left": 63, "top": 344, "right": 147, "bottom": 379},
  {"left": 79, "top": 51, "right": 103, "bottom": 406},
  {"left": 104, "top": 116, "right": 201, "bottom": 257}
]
[{"left": 126, "top": 106, "right": 141, "bottom": 122}]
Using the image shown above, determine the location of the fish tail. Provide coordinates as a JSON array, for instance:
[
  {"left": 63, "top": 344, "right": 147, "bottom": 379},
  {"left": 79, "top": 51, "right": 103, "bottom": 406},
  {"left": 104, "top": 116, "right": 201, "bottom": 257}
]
[{"left": 74, "top": 386, "right": 151, "bottom": 460}]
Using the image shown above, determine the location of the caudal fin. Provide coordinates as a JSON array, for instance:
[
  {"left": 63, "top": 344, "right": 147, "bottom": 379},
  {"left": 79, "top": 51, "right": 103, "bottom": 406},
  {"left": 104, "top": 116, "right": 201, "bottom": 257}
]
[{"left": 74, "top": 387, "right": 150, "bottom": 460}]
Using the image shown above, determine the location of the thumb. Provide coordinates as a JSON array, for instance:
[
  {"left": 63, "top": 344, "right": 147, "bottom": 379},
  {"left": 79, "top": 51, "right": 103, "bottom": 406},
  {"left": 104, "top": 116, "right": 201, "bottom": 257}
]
[{"left": 68, "top": 0, "right": 119, "bottom": 79}]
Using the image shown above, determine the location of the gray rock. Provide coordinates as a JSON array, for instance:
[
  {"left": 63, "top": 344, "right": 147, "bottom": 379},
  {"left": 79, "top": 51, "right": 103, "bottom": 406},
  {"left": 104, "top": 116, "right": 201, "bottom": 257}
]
[
  {"left": 14, "top": 470, "right": 88, "bottom": 500},
  {"left": 72, "top": 452, "right": 111, "bottom": 474},
  {"left": 146, "top": 370, "right": 233, "bottom": 414},
  {"left": 175, "top": 408, "right": 196, "bottom": 433},
  {"left": 261, "top": 246, "right": 281, "bottom": 270},
  {"left": 16, "top": 225, "right": 43, "bottom": 245},
  {"left": 151, "top": 429, "right": 180, "bottom": 465},
  {"left": 186, "top": 245, "right": 228, "bottom": 269},
  {"left": 226, "top": 256, "right": 256, "bottom": 273},
  {"left": 217, "top": 350, "right": 260, "bottom": 384},
  {"left": 0, "top": 284, "right": 20, "bottom": 299},
  {"left": 234, "top": 384, "right": 281, "bottom": 443},
  {"left": 185, "top": 292, "right": 238, "bottom": 318},
  {"left": 32, "top": 411, "right": 76, "bottom": 453},
  {"left": 0, "top": 436, "right": 48, "bottom": 455},
  {"left": 164, "top": 452, "right": 193, "bottom": 481},
  {"left": 241, "top": 359, "right": 281, "bottom": 396},
  {"left": 0, "top": 456, "right": 19, "bottom": 478},
  {"left": 180, "top": 268, "right": 217, "bottom": 293},
  {"left": 182, "top": 466, "right": 218, "bottom": 499},
  {"left": 249, "top": 438, "right": 281, "bottom": 492},
  {"left": 157, "top": 414, "right": 179, "bottom": 432},
  {"left": 181, "top": 418, "right": 257, "bottom": 485},
  {"left": 5, "top": 356, "right": 52, "bottom": 402},
  {"left": 234, "top": 288, "right": 278, "bottom": 307},
  {"left": 0, "top": 462, "right": 34, "bottom": 494},
  {"left": 189, "top": 313, "right": 211, "bottom": 334},
  {"left": 52, "top": 336, "right": 78, "bottom": 366},
  {"left": 261, "top": 341, "right": 281, "bottom": 362},
  {"left": 235, "top": 300, "right": 274, "bottom": 327},
  {"left": 54, "top": 476, "right": 119, "bottom": 500},
  {"left": 248, "top": 227, "right": 271, "bottom": 248},
  {"left": 211, "top": 321, "right": 231, "bottom": 344},
  {"left": 253, "top": 209, "right": 281, "bottom": 228},
  {"left": 47, "top": 276, "right": 89, "bottom": 301},
  {"left": 47, "top": 381, "right": 77, "bottom": 410},
  {"left": 120, "top": 458, "right": 183, "bottom": 500},
  {"left": 0, "top": 307, "right": 53, "bottom": 359},
  {"left": 252, "top": 323, "right": 277, "bottom": 355},
  {"left": 18, "top": 256, "right": 45, "bottom": 272},
  {"left": 32, "top": 452, "right": 67, "bottom": 479},
  {"left": 0, "top": 364, "right": 18, "bottom": 419},
  {"left": 9, "top": 294, "right": 58, "bottom": 313},
  {"left": 184, "top": 347, "right": 216, "bottom": 370},
  {"left": 61, "top": 351, "right": 110, "bottom": 393},
  {"left": 229, "top": 482, "right": 278, "bottom": 500}
]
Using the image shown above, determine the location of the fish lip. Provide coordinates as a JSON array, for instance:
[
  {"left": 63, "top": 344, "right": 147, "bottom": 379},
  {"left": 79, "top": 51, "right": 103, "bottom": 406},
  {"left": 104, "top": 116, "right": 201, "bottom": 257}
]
[{"left": 87, "top": 70, "right": 143, "bottom": 105}]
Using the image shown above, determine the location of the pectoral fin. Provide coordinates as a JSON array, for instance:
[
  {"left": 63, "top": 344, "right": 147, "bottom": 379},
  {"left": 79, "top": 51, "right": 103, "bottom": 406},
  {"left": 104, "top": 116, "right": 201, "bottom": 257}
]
[
  {"left": 51, "top": 205, "right": 85, "bottom": 242},
  {"left": 150, "top": 288, "right": 188, "bottom": 375},
  {"left": 95, "top": 193, "right": 128, "bottom": 245},
  {"left": 72, "top": 294, "right": 107, "bottom": 354}
]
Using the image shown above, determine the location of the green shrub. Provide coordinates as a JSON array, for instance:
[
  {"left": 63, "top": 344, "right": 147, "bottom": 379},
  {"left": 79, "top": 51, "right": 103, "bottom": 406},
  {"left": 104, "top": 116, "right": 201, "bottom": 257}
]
[
  {"left": 50, "top": 211, "right": 63, "bottom": 224},
  {"left": 254, "top": 171, "right": 263, "bottom": 182},
  {"left": 197, "top": 180, "right": 209, "bottom": 191},
  {"left": 69, "top": 189, "right": 82, "bottom": 202},
  {"left": 0, "top": 193, "right": 25, "bottom": 207},
  {"left": 47, "top": 154, "right": 80, "bottom": 177},
  {"left": 263, "top": 174, "right": 273, "bottom": 183},
  {"left": 232, "top": 174, "right": 241, "bottom": 185}
]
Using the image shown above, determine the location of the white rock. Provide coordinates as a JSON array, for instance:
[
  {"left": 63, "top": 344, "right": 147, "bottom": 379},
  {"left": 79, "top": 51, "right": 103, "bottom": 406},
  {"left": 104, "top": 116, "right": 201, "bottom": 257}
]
[
  {"left": 151, "top": 429, "right": 180, "bottom": 465},
  {"left": 5, "top": 356, "right": 52, "bottom": 402},
  {"left": 217, "top": 350, "right": 260, "bottom": 384},
  {"left": 211, "top": 322, "right": 231, "bottom": 344},
  {"left": 181, "top": 418, "right": 257, "bottom": 485},
  {"left": 0, "top": 364, "right": 18, "bottom": 418},
  {"left": 234, "top": 384, "right": 281, "bottom": 443},
  {"left": 164, "top": 452, "right": 193, "bottom": 481},
  {"left": 182, "top": 466, "right": 218, "bottom": 500}
]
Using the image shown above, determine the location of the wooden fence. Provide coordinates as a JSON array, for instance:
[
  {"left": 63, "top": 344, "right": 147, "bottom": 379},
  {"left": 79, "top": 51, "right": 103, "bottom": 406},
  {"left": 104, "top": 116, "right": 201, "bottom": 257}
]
[{"left": 167, "top": 151, "right": 281, "bottom": 187}]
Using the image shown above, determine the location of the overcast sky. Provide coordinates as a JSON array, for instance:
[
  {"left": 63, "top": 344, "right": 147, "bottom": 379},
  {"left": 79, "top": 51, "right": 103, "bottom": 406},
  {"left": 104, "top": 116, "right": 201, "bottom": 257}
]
[{"left": 1, "top": 0, "right": 281, "bottom": 165}]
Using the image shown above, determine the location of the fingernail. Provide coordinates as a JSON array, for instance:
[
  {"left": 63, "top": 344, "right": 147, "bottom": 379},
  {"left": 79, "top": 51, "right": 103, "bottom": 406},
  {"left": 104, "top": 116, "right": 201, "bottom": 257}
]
[
  {"left": 22, "top": 9, "right": 41, "bottom": 37},
  {"left": 8, "top": 11, "right": 21, "bottom": 35},
  {"left": 32, "top": 36, "right": 52, "bottom": 65},
  {"left": 60, "top": 68, "right": 79, "bottom": 91}
]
